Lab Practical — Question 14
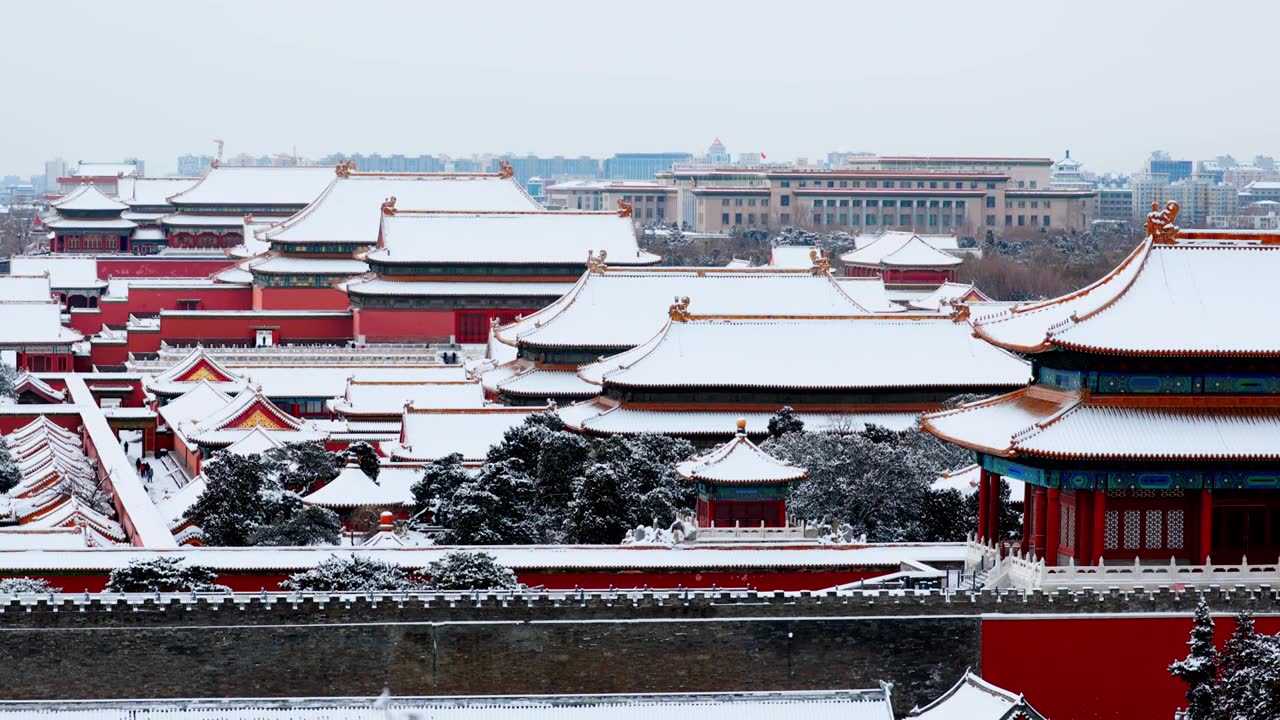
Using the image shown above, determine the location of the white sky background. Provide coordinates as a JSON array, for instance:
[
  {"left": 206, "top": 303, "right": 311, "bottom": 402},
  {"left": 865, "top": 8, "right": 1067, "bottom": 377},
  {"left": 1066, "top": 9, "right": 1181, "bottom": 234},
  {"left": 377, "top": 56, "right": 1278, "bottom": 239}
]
[{"left": 4, "top": 0, "right": 1276, "bottom": 176}]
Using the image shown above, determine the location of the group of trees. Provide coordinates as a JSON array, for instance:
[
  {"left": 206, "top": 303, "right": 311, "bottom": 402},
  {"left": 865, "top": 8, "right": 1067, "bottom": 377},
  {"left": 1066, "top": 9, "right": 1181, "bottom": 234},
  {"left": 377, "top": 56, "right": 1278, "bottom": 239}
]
[
  {"left": 1171, "top": 600, "right": 1280, "bottom": 720},
  {"left": 413, "top": 413, "right": 697, "bottom": 545},
  {"left": 186, "top": 443, "right": 346, "bottom": 547},
  {"left": 0, "top": 365, "right": 18, "bottom": 493},
  {"left": 957, "top": 224, "right": 1143, "bottom": 301}
]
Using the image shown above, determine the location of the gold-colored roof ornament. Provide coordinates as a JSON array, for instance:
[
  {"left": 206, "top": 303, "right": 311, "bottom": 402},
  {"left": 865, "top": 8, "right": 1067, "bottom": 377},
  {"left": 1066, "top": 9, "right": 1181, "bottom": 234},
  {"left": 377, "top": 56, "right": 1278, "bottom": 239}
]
[
  {"left": 380, "top": 196, "right": 398, "bottom": 216},
  {"left": 497, "top": 160, "right": 514, "bottom": 179},
  {"left": 617, "top": 199, "right": 633, "bottom": 218},
  {"left": 586, "top": 249, "right": 609, "bottom": 273},
  {"left": 809, "top": 248, "right": 831, "bottom": 275},
  {"left": 1146, "top": 201, "right": 1180, "bottom": 244},
  {"left": 335, "top": 160, "right": 357, "bottom": 178},
  {"left": 668, "top": 295, "right": 692, "bottom": 322}
]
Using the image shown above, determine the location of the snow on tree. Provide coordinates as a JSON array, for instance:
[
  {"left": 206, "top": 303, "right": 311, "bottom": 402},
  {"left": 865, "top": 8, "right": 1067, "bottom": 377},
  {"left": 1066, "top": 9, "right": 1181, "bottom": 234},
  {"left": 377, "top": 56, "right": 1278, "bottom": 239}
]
[
  {"left": 0, "top": 577, "right": 60, "bottom": 593},
  {"left": 1170, "top": 598, "right": 1219, "bottom": 720},
  {"left": 410, "top": 453, "right": 471, "bottom": 516},
  {"left": 610, "top": 434, "right": 696, "bottom": 528},
  {"left": 187, "top": 450, "right": 340, "bottom": 547},
  {"left": 532, "top": 431, "right": 591, "bottom": 512},
  {"left": 0, "top": 362, "right": 16, "bottom": 404},
  {"left": 249, "top": 502, "right": 342, "bottom": 546},
  {"left": 565, "top": 463, "right": 632, "bottom": 544},
  {"left": 263, "top": 442, "right": 341, "bottom": 495},
  {"left": 435, "top": 459, "right": 538, "bottom": 544},
  {"left": 187, "top": 453, "right": 269, "bottom": 546},
  {"left": 0, "top": 440, "right": 20, "bottom": 494},
  {"left": 425, "top": 551, "right": 518, "bottom": 591},
  {"left": 105, "top": 557, "right": 225, "bottom": 593},
  {"left": 346, "top": 441, "right": 381, "bottom": 481},
  {"left": 768, "top": 406, "right": 805, "bottom": 438},
  {"left": 1217, "top": 611, "right": 1280, "bottom": 720},
  {"left": 280, "top": 555, "right": 419, "bottom": 592},
  {"left": 918, "top": 487, "right": 978, "bottom": 542}
]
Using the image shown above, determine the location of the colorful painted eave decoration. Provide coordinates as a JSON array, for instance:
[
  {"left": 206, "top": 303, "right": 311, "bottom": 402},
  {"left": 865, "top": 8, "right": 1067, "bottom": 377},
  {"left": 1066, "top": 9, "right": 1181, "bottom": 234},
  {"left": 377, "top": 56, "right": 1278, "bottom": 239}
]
[{"left": 978, "top": 453, "right": 1280, "bottom": 490}]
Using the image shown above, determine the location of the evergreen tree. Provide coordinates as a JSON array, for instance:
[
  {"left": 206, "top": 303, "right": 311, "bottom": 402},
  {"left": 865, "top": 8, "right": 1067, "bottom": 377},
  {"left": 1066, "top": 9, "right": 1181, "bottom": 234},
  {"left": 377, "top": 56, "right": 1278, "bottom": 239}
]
[
  {"left": 410, "top": 453, "right": 471, "bottom": 516},
  {"left": 0, "top": 441, "right": 20, "bottom": 494},
  {"left": 1218, "top": 611, "right": 1280, "bottom": 720},
  {"left": 767, "top": 406, "right": 805, "bottom": 439},
  {"left": 187, "top": 453, "right": 269, "bottom": 546},
  {"left": 0, "top": 362, "right": 16, "bottom": 404},
  {"left": 436, "top": 460, "right": 538, "bottom": 544},
  {"left": 249, "top": 502, "right": 342, "bottom": 546},
  {"left": 565, "top": 463, "right": 631, "bottom": 544},
  {"left": 426, "top": 551, "right": 518, "bottom": 590},
  {"left": 0, "top": 577, "right": 60, "bottom": 593},
  {"left": 1170, "top": 599, "right": 1219, "bottom": 720},
  {"left": 280, "top": 555, "right": 418, "bottom": 592},
  {"left": 105, "top": 557, "right": 224, "bottom": 593},
  {"left": 263, "top": 442, "right": 341, "bottom": 495},
  {"left": 533, "top": 431, "right": 591, "bottom": 511},
  {"left": 918, "top": 487, "right": 977, "bottom": 542},
  {"left": 346, "top": 441, "right": 381, "bottom": 481}
]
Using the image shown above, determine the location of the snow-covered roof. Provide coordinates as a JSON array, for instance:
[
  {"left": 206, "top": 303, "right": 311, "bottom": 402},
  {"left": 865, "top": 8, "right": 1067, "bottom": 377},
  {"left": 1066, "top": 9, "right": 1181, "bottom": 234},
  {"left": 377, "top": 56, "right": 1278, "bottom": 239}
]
[
  {"left": 676, "top": 422, "right": 808, "bottom": 485},
  {"left": 50, "top": 183, "right": 128, "bottom": 212},
  {"left": 559, "top": 399, "right": 919, "bottom": 437},
  {"left": 158, "top": 382, "right": 234, "bottom": 434},
  {"left": 384, "top": 406, "right": 544, "bottom": 463},
  {"left": 0, "top": 275, "right": 53, "bottom": 303},
  {"left": 246, "top": 254, "right": 368, "bottom": 276},
  {"left": 220, "top": 426, "right": 285, "bottom": 456},
  {"left": 154, "top": 476, "right": 207, "bottom": 530},
  {"left": 233, "top": 365, "right": 466, "bottom": 400},
  {"left": 930, "top": 464, "right": 980, "bottom": 495},
  {"left": 147, "top": 347, "right": 246, "bottom": 395},
  {"left": 115, "top": 177, "right": 199, "bottom": 207},
  {"left": 495, "top": 267, "right": 880, "bottom": 350},
  {"left": 364, "top": 211, "right": 661, "bottom": 267},
  {"left": 480, "top": 361, "right": 599, "bottom": 400},
  {"left": 833, "top": 277, "right": 906, "bottom": 313},
  {"left": 13, "top": 372, "right": 67, "bottom": 402},
  {"left": 329, "top": 380, "right": 486, "bottom": 417},
  {"left": 131, "top": 227, "right": 167, "bottom": 241},
  {"left": 9, "top": 257, "right": 104, "bottom": 289},
  {"left": 577, "top": 315, "right": 1030, "bottom": 391},
  {"left": 0, "top": 302, "right": 82, "bottom": 345},
  {"left": 840, "top": 232, "right": 962, "bottom": 268},
  {"left": 770, "top": 245, "right": 820, "bottom": 269},
  {"left": 46, "top": 217, "right": 136, "bottom": 230},
  {"left": 909, "top": 671, "right": 1039, "bottom": 720},
  {"left": 724, "top": 258, "right": 754, "bottom": 268},
  {"left": 342, "top": 277, "right": 575, "bottom": 298},
  {"left": 167, "top": 166, "right": 336, "bottom": 207},
  {"left": 301, "top": 460, "right": 411, "bottom": 509},
  {"left": 907, "top": 282, "right": 991, "bottom": 312},
  {"left": 185, "top": 387, "right": 314, "bottom": 447},
  {"left": 160, "top": 214, "right": 258, "bottom": 228},
  {"left": 263, "top": 173, "right": 542, "bottom": 245},
  {"left": 923, "top": 386, "right": 1280, "bottom": 461},
  {"left": 70, "top": 162, "right": 138, "bottom": 178}
]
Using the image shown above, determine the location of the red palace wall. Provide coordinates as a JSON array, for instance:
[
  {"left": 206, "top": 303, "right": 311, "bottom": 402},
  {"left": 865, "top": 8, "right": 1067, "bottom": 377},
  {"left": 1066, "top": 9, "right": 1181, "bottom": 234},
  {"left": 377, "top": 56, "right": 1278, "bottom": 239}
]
[
  {"left": 254, "top": 286, "right": 351, "bottom": 312},
  {"left": 353, "top": 308, "right": 456, "bottom": 343},
  {"left": 95, "top": 257, "right": 236, "bottom": 279},
  {"left": 159, "top": 313, "right": 352, "bottom": 345},
  {"left": 127, "top": 329, "right": 161, "bottom": 355},
  {"left": 0, "top": 412, "right": 81, "bottom": 434},
  {"left": 89, "top": 342, "right": 128, "bottom": 367},
  {"left": 126, "top": 286, "right": 253, "bottom": 314},
  {"left": 982, "top": 614, "right": 1280, "bottom": 720}
]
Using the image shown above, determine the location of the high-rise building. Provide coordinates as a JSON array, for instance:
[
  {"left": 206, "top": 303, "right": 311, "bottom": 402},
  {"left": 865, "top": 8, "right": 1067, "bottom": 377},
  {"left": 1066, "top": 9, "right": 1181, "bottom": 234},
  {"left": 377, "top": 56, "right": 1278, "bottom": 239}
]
[
  {"left": 178, "top": 154, "right": 215, "bottom": 176},
  {"left": 705, "top": 139, "right": 730, "bottom": 164},
  {"left": 1145, "top": 151, "right": 1192, "bottom": 183},
  {"left": 43, "top": 158, "right": 67, "bottom": 194},
  {"left": 604, "top": 152, "right": 694, "bottom": 180},
  {"left": 1049, "top": 150, "right": 1093, "bottom": 191}
]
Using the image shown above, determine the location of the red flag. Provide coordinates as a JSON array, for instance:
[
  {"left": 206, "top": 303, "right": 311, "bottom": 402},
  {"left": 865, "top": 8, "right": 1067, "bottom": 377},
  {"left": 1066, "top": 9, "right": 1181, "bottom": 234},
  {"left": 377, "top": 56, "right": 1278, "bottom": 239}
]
[{"left": 760, "top": 152, "right": 767, "bottom": 160}]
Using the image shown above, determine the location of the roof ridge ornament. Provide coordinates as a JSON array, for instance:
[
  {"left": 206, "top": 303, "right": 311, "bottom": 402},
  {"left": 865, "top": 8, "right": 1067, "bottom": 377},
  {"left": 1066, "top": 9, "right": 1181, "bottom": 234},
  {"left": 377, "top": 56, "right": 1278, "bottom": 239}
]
[
  {"left": 335, "top": 160, "right": 357, "bottom": 178},
  {"left": 1146, "top": 201, "right": 1180, "bottom": 244},
  {"left": 210, "top": 158, "right": 219, "bottom": 169},
  {"left": 809, "top": 248, "right": 830, "bottom": 275},
  {"left": 669, "top": 295, "right": 692, "bottom": 322},
  {"left": 586, "top": 249, "right": 609, "bottom": 273},
  {"left": 380, "top": 196, "right": 398, "bottom": 216},
  {"left": 497, "top": 160, "right": 514, "bottom": 179},
  {"left": 617, "top": 199, "right": 633, "bottom": 218}
]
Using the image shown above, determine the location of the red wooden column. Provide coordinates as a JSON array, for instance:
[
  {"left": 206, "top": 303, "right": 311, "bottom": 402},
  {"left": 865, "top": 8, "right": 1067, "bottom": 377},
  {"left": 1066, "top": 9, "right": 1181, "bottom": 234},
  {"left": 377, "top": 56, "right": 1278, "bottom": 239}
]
[
  {"left": 1198, "top": 489, "right": 1214, "bottom": 565},
  {"left": 1077, "top": 491, "right": 1094, "bottom": 564},
  {"left": 1091, "top": 489, "right": 1108, "bottom": 565},
  {"left": 1044, "top": 488, "right": 1061, "bottom": 566},
  {"left": 1021, "top": 482, "right": 1034, "bottom": 554},
  {"left": 987, "top": 476, "right": 1002, "bottom": 540},
  {"left": 1033, "top": 486, "right": 1048, "bottom": 560},
  {"left": 977, "top": 470, "right": 991, "bottom": 542}
]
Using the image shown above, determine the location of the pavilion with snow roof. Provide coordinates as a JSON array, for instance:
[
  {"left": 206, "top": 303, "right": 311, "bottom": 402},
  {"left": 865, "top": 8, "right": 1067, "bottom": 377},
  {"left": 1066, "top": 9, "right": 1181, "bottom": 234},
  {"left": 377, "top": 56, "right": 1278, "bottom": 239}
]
[
  {"left": 924, "top": 204, "right": 1280, "bottom": 567},
  {"left": 300, "top": 457, "right": 412, "bottom": 525},
  {"left": 677, "top": 419, "right": 808, "bottom": 527},
  {"left": 344, "top": 198, "right": 661, "bottom": 344},
  {"left": 115, "top": 176, "right": 200, "bottom": 254},
  {"left": 483, "top": 260, "right": 902, "bottom": 406},
  {"left": 12, "top": 372, "right": 67, "bottom": 404},
  {"left": 45, "top": 183, "right": 135, "bottom": 254},
  {"left": 907, "top": 671, "right": 1045, "bottom": 720},
  {"left": 559, "top": 298, "right": 1029, "bottom": 443},
  {"left": 839, "top": 230, "right": 963, "bottom": 288},
  {"left": 161, "top": 165, "right": 336, "bottom": 250}
]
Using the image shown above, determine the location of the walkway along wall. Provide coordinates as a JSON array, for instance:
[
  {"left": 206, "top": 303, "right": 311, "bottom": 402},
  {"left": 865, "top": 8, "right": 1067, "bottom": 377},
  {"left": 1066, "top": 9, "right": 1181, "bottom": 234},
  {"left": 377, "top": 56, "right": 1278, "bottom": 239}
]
[{"left": 0, "top": 588, "right": 1277, "bottom": 719}]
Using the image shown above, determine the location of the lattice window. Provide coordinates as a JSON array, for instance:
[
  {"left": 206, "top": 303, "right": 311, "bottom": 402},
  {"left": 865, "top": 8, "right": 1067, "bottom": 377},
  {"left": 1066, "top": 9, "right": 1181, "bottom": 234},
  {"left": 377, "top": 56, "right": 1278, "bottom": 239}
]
[
  {"left": 1168, "top": 510, "right": 1185, "bottom": 550},
  {"left": 1145, "top": 510, "right": 1163, "bottom": 549},
  {"left": 1124, "top": 510, "right": 1141, "bottom": 549},
  {"left": 1105, "top": 511, "right": 1119, "bottom": 550},
  {"left": 1065, "top": 505, "right": 1077, "bottom": 550}
]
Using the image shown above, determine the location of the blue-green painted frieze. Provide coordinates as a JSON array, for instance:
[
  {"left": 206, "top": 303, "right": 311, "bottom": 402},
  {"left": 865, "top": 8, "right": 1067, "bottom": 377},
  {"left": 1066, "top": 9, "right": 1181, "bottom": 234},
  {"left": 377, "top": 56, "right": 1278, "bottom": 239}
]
[{"left": 979, "top": 453, "right": 1280, "bottom": 491}]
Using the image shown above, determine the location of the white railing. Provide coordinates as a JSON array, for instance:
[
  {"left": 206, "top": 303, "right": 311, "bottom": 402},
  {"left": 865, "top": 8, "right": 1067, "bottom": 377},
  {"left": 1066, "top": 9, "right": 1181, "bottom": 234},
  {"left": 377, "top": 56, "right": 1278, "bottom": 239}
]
[
  {"left": 693, "top": 525, "right": 819, "bottom": 543},
  {"left": 1041, "top": 556, "right": 1280, "bottom": 589}
]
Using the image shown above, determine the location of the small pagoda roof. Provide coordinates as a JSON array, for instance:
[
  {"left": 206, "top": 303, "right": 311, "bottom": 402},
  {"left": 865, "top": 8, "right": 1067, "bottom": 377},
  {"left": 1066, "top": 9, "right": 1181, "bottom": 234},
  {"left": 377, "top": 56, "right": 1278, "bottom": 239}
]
[
  {"left": 262, "top": 172, "right": 541, "bottom": 245},
  {"left": 301, "top": 460, "right": 410, "bottom": 509},
  {"left": 924, "top": 386, "right": 1280, "bottom": 461},
  {"left": 220, "top": 426, "right": 285, "bottom": 456},
  {"left": 495, "top": 266, "right": 879, "bottom": 351},
  {"left": 0, "top": 275, "right": 53, "bottom": 303},
  {"left": 364, "top": 211, "right": 662, "bottom": 267},
  {"left": 382, "top": 406, "right": 544, "bottom": 463},
  {"left": 577, "top": 314, "right": 1030, "bottom": 391},
  {"left": 50, "top": 183, "right": 128, "bottom": 212},
  {"left": 676, "top": 421, "right": 808, "bottom": 485},
  {"left": 115, "top": 177, "right": 199, "bottom": 207},
  {"left": 167, "top": 165, "right": 336, "bottom": 207},
  {"left": 840, "top": 232, "right": 962, "bottom": 268},
  {"left": 559, "top": 398, "right": 919, "bottom": 437},
  {"left": 908, "top": 671, "right": 1043, "bottom": 720},
  {"left": 907, "top": 282, "right": 991, "bottom": 312}
]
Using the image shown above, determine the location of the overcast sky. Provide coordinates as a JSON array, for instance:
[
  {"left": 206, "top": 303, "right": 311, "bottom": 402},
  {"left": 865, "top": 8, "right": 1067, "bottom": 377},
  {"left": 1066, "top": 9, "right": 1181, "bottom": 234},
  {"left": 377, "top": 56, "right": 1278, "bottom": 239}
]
[{"left": 5, "top": 0, "right": 1274, "bottom": 176}]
